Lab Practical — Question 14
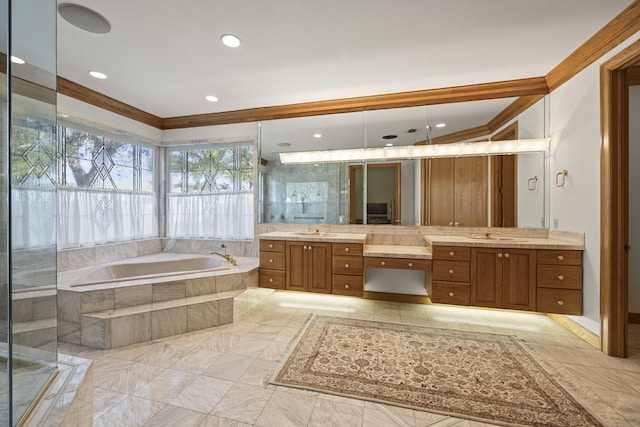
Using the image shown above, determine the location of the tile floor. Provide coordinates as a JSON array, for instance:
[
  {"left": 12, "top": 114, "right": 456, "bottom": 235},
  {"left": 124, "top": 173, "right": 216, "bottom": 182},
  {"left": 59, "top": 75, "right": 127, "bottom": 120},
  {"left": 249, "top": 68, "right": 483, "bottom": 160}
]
[{"left": 59, "top": 289, "right": 640, "bottom": 426}]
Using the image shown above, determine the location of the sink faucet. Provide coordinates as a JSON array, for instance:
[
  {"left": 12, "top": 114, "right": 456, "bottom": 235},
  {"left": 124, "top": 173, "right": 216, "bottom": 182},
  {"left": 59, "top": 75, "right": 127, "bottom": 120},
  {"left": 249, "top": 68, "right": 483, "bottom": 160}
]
[{"left": 210, "top": 244, "right": 237, "bottom": 265}]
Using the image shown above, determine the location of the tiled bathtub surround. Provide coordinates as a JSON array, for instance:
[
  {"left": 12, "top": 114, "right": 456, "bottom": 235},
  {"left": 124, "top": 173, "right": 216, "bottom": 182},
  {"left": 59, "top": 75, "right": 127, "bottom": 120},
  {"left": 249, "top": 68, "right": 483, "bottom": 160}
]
[
  {"left": 58, "top": 239, "right": 163, "bottom": 273},
  {"left": 162, "top": 238, "right": 259, "bottom": 258},
  {"left": 58, "top": 256, "right": 258, "bottom": 349}
]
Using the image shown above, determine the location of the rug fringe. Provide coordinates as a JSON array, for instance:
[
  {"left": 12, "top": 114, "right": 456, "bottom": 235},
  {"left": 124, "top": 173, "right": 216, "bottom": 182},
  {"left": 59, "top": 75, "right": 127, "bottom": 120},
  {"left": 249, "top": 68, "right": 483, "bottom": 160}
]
[{"left": 263, "top": 313, "right": 316, "bottom": 387}]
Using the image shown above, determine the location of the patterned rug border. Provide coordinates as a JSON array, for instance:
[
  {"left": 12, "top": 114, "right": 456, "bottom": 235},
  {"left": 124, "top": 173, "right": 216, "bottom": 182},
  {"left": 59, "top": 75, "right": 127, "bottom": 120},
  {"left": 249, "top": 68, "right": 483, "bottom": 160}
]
[{"left": 267, "top": 315, "right": 605, "bottom": 427}]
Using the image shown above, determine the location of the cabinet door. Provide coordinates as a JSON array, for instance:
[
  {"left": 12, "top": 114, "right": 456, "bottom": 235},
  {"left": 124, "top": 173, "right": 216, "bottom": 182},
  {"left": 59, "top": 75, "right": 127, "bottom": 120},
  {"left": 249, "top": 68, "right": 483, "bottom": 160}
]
[
  {"left": 286, "top": 241, "right": 308, "bottom": 292},
  {"left": 502, "top": 249, "right": 536, "bottom": 311},
  {"left": 471, "top": 248, "right": 502, "bottom": 308},
  {"left": 454, "top": 156, "right": 488, "bottom": 227},
  {"left": 428, "top": 158, "right": 455, "bottom": 225},
  {"left": 308, "top": 242, "right": 332, "bottom": 293}
]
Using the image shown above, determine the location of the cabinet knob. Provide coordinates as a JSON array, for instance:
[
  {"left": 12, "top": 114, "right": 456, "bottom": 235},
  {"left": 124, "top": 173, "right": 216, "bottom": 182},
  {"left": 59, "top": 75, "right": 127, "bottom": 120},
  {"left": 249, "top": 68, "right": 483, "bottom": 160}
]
[
  {"left": 381, "top": 261, "right": 386, "bottom": 266},
  {"left": 269, "top": 243, "right": 273, "bottom": 249},
  {"left": 345, "top": 247, "right": 349, "bottom": 252},
  {"left": 557, "top": 300, "right": 564, "bottom": 306},
  {"left": 558, "top": 275, "right": 564, "bottom": 281},
  {"left": 498, "top": 253, "right": 503, "bottom": 258},
  {"left": 454, "top": 221, "right": 460, "bottom": 226},
  {"left": 449, "top": 251, "right": 455, "bottom": 256},
  {"left": 269, "top": 259, "right": 273, "bottom": 263},
  {"left": 303, "top": 246, "right": 307, "bottom": 250},
  {"left": 504, "top": 253, "right": 510, "bottom": 258},
  {"left": 448, "top": 222, "right": 454, "bottom": 226},
  {"left": 269, "top": 278, "right": 273, "bottom": 283},
  {"left": 449, "top": 292, "right": 454, "bottom": 297},
  {"left": 308, "top": 246, "right": 312, "bottom": 250},
  {"left": 345, "top": 284, "right": 350, "bottom": 289},
  {"left": 345, "top": 264, "right": 350, "bottom": 268},
  {"left": 449, "top": 269, "right": 454, "bottom": 274},
  {"left": 558, "top": 255, "right": 564, "bottom": 261},
  {"left": 408, "top": 262, "right": 413, "bottom": 267}
]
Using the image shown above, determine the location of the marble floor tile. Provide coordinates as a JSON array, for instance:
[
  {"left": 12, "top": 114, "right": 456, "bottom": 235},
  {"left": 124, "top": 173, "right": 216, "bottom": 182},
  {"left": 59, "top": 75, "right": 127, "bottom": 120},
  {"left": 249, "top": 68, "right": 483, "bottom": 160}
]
[
  {"left": 254, "top": 388, "right": 317, "bottom": 427},
  {"left": 169, "top": 376, "right": 234, "bottom": 414},
  {"left": 210, "top": 382, "right": 274, "bottom": 424},
  {"left": 133, "top": 368, "right": 198, "bottom": 403},
  {"left": 93, "top": 395, "right": 165, "bottom": 427},
  {"left": 202, "top": 353, "right": 255, "bottom": 381},
  {"left": 55, "top": 289, "right": 640, "bottom": 427},
  {"left": 144, "top": 404, "right": 206, "bottom": 427}
]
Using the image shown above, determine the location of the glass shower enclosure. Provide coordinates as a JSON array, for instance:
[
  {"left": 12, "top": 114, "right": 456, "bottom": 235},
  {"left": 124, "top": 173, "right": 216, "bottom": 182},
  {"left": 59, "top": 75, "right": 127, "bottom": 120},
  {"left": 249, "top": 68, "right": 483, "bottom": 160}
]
[{"left": 1, "top": 0, "right": 57, "bottom": 425}]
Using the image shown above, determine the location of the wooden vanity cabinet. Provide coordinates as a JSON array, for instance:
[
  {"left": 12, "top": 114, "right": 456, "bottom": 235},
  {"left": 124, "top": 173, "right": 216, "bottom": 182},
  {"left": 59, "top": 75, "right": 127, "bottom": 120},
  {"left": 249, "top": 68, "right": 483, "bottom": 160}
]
[
  {"left": 286, "top": 241, "right": 332, "bottom": 293},
  {"left": 536, "top": 250, "right": 583, "bottom": 315},
  {"left": 332, "top": 243, "right": 364, "bottom": 296},
  {"left": 471, "top": 248, "right": 536, "bottom": 311},
  {"left": 430, "top": 246, "right": 471, "bottom": 305},
  {"left": 259, "top": 240, "right": 286, "bottom": 289}
]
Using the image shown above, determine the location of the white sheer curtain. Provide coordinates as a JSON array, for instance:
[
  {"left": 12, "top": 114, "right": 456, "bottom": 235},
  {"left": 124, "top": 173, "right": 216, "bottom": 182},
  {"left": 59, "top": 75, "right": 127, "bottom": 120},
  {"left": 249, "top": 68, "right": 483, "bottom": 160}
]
[
  {"left": 11, "top": 187, "right": 57, "bottom": 249},
  {"left": 57, "top": 188, "right": 158, "bottom": 249},
  {"left": 166, "top": 191, "right": 254, "bottom": 239}
]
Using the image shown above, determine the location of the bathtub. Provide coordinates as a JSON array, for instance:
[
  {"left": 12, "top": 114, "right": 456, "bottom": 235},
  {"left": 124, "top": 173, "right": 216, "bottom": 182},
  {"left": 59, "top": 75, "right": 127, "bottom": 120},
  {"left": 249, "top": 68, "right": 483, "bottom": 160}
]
[{"left": 66, "top": 252, "right": 230, "bottom": 287}]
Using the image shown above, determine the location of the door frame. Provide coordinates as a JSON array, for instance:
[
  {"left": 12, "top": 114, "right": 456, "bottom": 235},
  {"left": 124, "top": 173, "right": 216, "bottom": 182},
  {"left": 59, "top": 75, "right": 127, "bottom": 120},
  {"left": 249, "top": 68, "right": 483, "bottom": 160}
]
[{"left": 600, "top": 40, "right": 640, "bottom": 357}]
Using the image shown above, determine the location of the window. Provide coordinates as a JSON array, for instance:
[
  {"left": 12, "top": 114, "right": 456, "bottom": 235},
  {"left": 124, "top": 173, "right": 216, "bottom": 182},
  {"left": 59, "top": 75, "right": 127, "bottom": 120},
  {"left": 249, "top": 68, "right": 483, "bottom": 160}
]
[
  {"left": 166, "top": 143, "right": 254, "bottom": 239},
  {"left": 55, "top": 123, "right": 158, "bottom": 248}
]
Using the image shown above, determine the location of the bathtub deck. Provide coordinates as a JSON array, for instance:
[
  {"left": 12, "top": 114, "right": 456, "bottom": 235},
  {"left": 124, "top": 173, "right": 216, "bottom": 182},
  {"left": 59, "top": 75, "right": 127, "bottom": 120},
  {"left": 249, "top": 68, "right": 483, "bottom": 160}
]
[{"left": 58, "top": 256, "right": 259, "bottom": 349}]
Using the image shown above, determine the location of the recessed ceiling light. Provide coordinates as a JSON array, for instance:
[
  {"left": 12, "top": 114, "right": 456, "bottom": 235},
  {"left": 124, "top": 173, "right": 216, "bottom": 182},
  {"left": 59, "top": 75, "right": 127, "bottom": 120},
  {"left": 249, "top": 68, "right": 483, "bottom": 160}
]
[
  {"left": 205, "top": 95, "right": 218, "bottom": 102},
  {"left": 58, "top": 3, "right": 111, "bottom": 34},
  {"left": 436, "top": 123, "right": 446, "bottom": 128},
  {"left": 221, "top": 34, "right": 241, "bottom": 48},
  {"left": 277, "top": 142, "right": 291, "bottom": 147},
  {"left": 89, "top": 70, "right": 107, "bottom": 79},
  {"left": 313, "top": 133, "right": 322, "bottom": 138},
  {"left": 386, "top": 143, "right": 394, "bottom": 147},
  {"left": 10, "top": 56, "right": 25, "bottom": 64}
]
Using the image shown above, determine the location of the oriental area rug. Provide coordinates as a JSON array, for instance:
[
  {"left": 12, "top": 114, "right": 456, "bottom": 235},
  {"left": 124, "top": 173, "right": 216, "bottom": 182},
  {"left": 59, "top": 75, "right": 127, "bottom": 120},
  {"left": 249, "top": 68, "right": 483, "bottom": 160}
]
[{"left": 269, "top": 316, "right": 603, "bottom": 427}]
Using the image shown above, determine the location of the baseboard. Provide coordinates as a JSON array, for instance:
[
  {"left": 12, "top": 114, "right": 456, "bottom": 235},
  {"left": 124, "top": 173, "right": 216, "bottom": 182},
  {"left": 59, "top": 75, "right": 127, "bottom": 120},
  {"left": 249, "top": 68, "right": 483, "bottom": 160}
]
[
  {"left": 629, "top": 312, "right": 640, "bottom": 324},
  {"left": 547, "top": 313, "right": 601, "bottom": 350}
]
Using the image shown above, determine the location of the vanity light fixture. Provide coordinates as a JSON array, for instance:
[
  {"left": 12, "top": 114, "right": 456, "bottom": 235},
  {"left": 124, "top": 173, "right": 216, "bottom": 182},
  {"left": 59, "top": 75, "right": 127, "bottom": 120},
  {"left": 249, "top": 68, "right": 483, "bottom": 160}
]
[
  {"left": 313, "top": 133, "right": 322, "bottom": 138},
  {"left": 205, "top": 95, "right": 219, "bottom": 102},
  {"left": 278, "top": 138, "right": 549, "bottom": 164},
  {"left": 221, "top": 34, "right": 241, "bottom": 48},
  {"left": 386, "top": 143, "right": 394, "bottom": 147},
  {"left": 89, "top": 70, "right": 107, "bottom": 79},
  {"left": 436, "top": 123, "right": 446, "bottom": 128},
  {"left": 10, "top": 56, "right": 25, "bottom": 64}
]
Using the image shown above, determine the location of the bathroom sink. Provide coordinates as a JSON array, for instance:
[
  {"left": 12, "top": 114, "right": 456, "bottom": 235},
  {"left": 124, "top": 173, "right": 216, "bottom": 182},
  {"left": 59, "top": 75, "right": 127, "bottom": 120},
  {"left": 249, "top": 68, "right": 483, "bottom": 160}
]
[
  {"left": 294, "top": 231, "right": 337, "bottom": 236},
  {"left": 468, "top": 234, "right": 524, "bottom": 242}
]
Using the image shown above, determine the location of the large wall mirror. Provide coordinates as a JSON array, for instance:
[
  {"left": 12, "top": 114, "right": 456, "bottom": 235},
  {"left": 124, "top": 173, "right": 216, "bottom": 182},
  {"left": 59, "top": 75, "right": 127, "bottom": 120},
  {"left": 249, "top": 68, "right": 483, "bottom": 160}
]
[{"left": 258, "top": 96, "right": 548, "bottom": 228}]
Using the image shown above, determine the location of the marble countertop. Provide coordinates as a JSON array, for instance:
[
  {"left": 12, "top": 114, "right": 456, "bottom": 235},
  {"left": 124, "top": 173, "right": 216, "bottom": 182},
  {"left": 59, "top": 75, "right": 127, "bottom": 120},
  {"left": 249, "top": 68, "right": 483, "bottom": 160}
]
[
  {"left": 424, "top": 234, "right": 584, "bottom": 250},
  {"left": 363, "top": 245, "right": 432, "bottom": 259},
  {"left": 258, "top": 231, "right": 367, "bottom": 243}
]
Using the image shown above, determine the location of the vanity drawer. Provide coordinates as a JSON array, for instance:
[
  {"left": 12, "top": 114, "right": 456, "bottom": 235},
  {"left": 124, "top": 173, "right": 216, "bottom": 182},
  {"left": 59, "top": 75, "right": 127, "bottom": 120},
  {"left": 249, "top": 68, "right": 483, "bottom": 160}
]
[
  {"left": 537, "top": 288, "right": 582, "bottom": 315},
  {"left": 536, "top": 250, "right": 582, "bottom": 266},
  {"left": 433, "top": 246, "right": 471, "bottom": 261},
  {"left": 431, "top": 281, "right": 470, "bottom": 305},
  {"left": 537, "top": 265, "right": 582, "bottom": 289},
  {"left": 333, "top": 243, "right": 363, "bottom": 256},
  {"left": 260, "top": 240, "right": 285, "bottom": 252},
  {"left": 332, "top": 274, "right": 363, "bottom": 296},
  {"left": 259, "top": 269, "right": 285, "bottom": 289},
  {"left": 433, "top": 261, "right": 470, "bottom": 282},
  {"left": 259, "top": 251, "right": 286, "bottom": 270},
  {"left": 332, "top": 255, "right": 364, "bottom": 275},
  {"left": 364, "top": 257, "right": 432, "bottom": 270}
]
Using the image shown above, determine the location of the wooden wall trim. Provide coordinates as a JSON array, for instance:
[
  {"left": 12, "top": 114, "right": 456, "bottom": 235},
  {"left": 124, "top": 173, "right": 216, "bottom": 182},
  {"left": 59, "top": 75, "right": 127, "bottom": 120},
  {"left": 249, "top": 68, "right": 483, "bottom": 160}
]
[
  {"left": 600, "top": 66, "right": 630, "bottom": 358},
  {"left": 57, "top": 77, "right": 164, "bottom": 129},
  {"left": 487, "top": 95, "right": 544, "bottom": 133},
  {"left": 628, "top": 65, "right": 640, "bottom": 86},
  {"left": 546, "top": 0, "right": 640, "bottom": 92},
  {"left": 162, "top": 77, "right": 549, "bottom": 129}
]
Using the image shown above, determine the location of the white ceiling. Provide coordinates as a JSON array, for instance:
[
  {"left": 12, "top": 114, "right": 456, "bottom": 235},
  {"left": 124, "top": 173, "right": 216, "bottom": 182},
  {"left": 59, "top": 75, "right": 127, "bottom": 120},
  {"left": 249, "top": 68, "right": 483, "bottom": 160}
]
[{"left": 56, "top": 0, "right": 633, "bottom": 119}]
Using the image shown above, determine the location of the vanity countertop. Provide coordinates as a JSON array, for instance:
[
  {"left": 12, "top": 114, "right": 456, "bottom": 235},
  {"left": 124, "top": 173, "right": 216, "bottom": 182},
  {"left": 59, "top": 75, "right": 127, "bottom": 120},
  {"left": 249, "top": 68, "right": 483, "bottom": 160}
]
[
  {"left": 424, "top": 234, "right": 584, "bottom": 250},
  {"left": 258, "top": 231, "right": 367, "bottom": 243},
  {"left": 363, "top": 244, "right": 432, "bottom": 259}
]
